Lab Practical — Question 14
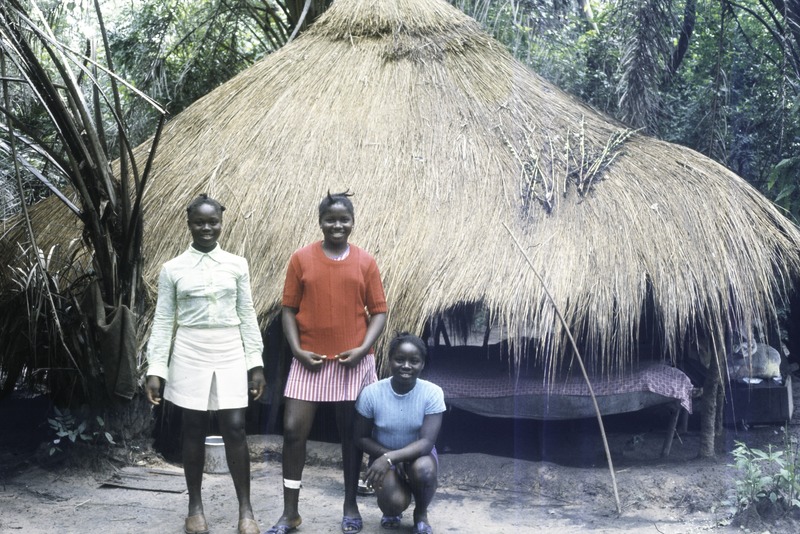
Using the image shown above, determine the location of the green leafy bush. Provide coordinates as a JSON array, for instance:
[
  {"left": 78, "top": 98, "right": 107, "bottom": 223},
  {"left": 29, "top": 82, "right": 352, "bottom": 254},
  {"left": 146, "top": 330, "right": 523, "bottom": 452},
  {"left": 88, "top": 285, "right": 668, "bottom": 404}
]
[
  {"left": 48, "top": 405, "right": 116, "bottom": 456},
  {"left": 730, "top": 428, "right": 800, "bottom": 511}
]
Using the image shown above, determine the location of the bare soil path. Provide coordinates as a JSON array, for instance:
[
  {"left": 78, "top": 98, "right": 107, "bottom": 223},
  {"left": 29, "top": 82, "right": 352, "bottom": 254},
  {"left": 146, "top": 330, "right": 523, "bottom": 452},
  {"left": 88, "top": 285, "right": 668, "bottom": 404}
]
[{"left": 2, "top": 380, "right": 799, "bottom": 533}]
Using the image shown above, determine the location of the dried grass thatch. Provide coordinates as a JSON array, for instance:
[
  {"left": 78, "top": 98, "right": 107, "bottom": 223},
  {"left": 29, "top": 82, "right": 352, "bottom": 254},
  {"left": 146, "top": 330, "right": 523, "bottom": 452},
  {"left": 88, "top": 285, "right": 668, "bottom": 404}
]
[{"left": 3, "top": 0, "right": 800, "bottom": 374}]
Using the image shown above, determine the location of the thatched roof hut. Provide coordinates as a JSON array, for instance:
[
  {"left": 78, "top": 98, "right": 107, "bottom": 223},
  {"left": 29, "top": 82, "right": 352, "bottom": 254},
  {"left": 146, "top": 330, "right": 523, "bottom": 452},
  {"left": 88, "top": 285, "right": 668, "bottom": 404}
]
[{"left": 3, "top": 0, "right": 800, "bottom": 374}]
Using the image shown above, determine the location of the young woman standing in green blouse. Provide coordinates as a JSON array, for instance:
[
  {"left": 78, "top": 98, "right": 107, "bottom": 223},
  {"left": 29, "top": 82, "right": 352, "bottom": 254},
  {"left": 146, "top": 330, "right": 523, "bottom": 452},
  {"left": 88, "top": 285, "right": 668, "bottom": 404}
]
[{"left": 145, "top": 195, "right": 266, "bottom": 534}]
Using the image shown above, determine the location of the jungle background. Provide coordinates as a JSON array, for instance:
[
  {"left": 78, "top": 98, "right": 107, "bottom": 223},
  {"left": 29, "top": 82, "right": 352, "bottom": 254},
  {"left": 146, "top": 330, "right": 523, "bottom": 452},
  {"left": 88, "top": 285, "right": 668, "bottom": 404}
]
[
  {"left": 1, "top": 0, "right": 800, "bottom": 453},
  {"left": 2, "top": 1, "right": 800, "bottom": 531}
]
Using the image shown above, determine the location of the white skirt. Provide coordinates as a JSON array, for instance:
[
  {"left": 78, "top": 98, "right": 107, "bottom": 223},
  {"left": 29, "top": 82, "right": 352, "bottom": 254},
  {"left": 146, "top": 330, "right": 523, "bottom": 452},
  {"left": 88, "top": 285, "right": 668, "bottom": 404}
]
[{"left": 164, "top": 326, "right": 248, "bottom": 411}]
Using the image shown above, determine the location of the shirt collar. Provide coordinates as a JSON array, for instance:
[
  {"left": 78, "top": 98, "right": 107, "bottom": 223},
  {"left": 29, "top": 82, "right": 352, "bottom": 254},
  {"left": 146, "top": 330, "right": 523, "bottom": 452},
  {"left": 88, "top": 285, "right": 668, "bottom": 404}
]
[{"left": 186, "top": 243, "right": 224, "bottom": 264}]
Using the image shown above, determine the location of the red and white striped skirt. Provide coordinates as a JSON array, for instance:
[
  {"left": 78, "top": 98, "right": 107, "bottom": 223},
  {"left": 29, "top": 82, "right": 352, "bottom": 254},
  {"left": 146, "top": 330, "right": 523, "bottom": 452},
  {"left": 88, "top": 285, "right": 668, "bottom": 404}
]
[{"left": 284, "top": 354, "right": 377, "bottom": 402}]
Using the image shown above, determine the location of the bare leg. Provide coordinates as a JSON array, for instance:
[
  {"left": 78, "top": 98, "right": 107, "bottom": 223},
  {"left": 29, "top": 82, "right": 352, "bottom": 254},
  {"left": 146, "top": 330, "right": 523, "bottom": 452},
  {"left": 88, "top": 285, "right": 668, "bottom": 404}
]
[
  {"left": 374, "top": 469, "right": 412, "bottom": 517},
  {"left": 335, "top": 401, "right": 361, "bottom": 519},
  {"left": 407, "top": 454, "right": 438, "bottom": 525},
  {"left": 181, "top": 408, "right": 210, "bottom": 517},
  {"left": 270, "top": 399, "right": 317, "bottom": 529},
  {"left": 217, "top": 408, "right": 254, "bottom": 520}
]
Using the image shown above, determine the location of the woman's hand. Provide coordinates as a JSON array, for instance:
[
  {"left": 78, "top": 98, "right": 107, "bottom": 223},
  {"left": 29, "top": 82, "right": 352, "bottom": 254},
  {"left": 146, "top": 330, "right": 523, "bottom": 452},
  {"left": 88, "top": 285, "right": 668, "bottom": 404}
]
[
  {"left": 282, "top": 307, "right": 325, "bottom": 371},
  {"left": 145, "top": 376, "right": 162, "bottom": 406},
  {"left": 364, "top": 453, "right": 394, "bottom": 489},
  {"left": 294, "top": 349, "right": 326, "bottom": 371},
  {"left": 336, "top": 346, "right": 368, "bottom": 368},
  {"left": 248, "top": 368, "right": 266, "bottom": 400},
  {"left": 338, "top": 312, "right": 386, "bottom": 368}
]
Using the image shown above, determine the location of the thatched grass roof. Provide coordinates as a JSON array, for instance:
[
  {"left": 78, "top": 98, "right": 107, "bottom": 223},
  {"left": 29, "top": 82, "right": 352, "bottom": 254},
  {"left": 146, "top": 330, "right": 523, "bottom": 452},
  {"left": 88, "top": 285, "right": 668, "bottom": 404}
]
[{"left": 3, "top": 0, "right": 800, "bottom": 373}]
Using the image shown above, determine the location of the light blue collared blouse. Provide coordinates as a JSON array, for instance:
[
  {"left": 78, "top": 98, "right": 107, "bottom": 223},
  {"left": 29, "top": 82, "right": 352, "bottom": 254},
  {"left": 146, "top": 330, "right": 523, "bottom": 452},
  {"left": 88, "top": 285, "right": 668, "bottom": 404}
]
[{"left": 146, "top": 245, "right": 263, "bottom": 379}]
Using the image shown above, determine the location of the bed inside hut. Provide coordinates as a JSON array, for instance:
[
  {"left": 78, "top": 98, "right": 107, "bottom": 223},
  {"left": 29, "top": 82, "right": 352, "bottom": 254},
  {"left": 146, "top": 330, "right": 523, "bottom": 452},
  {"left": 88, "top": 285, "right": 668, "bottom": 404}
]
[
  {"left": 421, "top": 346, "right": 693, "bottom": 420},
  {"left": 420, "top": 317, "right": 696, "bottom": 457}
]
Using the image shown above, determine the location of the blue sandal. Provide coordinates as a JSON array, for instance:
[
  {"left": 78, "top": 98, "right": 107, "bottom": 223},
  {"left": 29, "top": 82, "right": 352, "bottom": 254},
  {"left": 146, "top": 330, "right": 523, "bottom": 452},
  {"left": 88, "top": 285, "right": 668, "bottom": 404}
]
[
  {"left": 380, "top": 514, "right": 402, "bottom": 529},
  {"left": 341, "top": 516, "right": 363, "bottom": 533},
  {"left": 265, "top": 525, "right": 297, "bottom": 534},
  {"left": 413, "top": 521, "right": 433, "bottom": 534}
]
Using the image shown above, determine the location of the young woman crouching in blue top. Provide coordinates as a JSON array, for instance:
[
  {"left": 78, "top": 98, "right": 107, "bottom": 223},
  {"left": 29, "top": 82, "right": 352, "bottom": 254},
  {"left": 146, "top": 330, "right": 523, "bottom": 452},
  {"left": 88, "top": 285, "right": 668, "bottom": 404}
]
[{"left": 354, "top": 333, "right": 445, "bottom": 534}]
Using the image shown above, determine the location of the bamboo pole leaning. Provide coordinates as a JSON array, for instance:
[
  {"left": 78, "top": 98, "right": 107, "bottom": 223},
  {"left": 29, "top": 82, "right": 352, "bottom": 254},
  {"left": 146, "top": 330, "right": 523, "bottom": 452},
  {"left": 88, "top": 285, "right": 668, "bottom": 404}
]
[{"left": 504, "top": 222, "right": 622, "bottom": 515}]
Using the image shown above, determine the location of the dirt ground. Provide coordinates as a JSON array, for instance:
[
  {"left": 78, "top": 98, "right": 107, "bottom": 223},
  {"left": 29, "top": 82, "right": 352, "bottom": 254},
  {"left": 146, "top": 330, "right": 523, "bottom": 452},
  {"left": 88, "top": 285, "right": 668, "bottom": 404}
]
[{"left": 2, "top": 382, "right": 799, "bottom": 534}]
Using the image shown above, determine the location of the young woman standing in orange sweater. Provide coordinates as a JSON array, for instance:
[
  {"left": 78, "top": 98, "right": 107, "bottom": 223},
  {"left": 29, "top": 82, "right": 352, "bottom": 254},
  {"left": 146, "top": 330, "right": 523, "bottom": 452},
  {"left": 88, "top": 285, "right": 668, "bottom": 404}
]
[{"left": 266, "top": 191, "right": 387, "bottom": 534}]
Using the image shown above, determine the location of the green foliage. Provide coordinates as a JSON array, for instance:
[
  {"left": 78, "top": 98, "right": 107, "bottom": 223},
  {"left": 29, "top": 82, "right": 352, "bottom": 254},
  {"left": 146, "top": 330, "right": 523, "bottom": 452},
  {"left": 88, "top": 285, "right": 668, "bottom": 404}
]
[
  {"left": 729, "top": 428, "right": 800, "bottom": 511},
  {"left": 106, "top": 0, "right": 290, "bottom": 145},
  {"left": 3, "top": 1, "right": 292, "bottom": 196},
  {"left": 47, "top": 405, "right": 116, "bottom": 456},
  {"left": 459, "top": 0, "right": 800, "bottom": 220},
  {"left": 1, "top": 0, "right": 163, "bottom": 418},
  {"left": 767, "top": 156, "right": 800, "bottom": 223},
  {"left": 455, "top": 0, "right": 617, "bottom": 107},
  {"left": 616, "top": 0, "right": 672, "bottom": 131},
  {"left": 0, "top": 240, "right": 95, "bottom": 402}
]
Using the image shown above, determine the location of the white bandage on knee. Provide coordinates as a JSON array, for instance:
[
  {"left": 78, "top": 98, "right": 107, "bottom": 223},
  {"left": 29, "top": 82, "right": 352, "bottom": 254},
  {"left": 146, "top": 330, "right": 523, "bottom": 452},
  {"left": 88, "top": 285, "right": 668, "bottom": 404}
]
[{"left": 283, "top": 478, "right": 302, "bottom": 490}]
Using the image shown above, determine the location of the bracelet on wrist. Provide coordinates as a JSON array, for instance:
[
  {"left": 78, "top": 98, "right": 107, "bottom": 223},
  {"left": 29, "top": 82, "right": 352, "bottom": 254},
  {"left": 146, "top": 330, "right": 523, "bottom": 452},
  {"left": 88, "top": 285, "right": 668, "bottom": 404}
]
[{"left": 383, "top": 453, "right": 392, "bottom": 467}]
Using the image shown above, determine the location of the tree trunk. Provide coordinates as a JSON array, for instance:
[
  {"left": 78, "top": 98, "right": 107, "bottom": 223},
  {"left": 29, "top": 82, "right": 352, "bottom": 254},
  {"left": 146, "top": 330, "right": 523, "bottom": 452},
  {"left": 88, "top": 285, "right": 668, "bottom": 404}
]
[
  {"left": 768, "top": 0, "right": 800, "bottom": 76},
  {"left": 103, "top": 394, "right": 154, "bottom": 443},
  {"left": 286, "top": 0, "right": 331, "bottom": 32},
  {"left": 668, "top": 0, "right": 696, "bottom": 79},
  {"left": 577, "top": 0, "right": 599, "bottom": 33},
  {"left": 699, "top": 350, "right": 721, "bottom": 457}
]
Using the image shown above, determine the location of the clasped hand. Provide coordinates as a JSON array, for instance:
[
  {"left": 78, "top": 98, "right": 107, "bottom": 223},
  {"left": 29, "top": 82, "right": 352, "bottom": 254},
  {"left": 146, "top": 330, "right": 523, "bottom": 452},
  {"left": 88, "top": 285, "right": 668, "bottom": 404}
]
[{"left": 295, "top": 347, "right": 366, "bottom": 370}]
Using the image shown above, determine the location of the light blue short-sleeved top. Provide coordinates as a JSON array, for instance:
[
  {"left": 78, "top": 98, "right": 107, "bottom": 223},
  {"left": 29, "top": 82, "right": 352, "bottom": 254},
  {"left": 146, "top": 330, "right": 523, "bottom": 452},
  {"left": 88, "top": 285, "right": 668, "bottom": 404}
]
[
  {"left": 146, "top": 245, "right": 263, "bottom": 379},
  {"left": 356, "top": 378, "right": 446, "bottom": 450}
]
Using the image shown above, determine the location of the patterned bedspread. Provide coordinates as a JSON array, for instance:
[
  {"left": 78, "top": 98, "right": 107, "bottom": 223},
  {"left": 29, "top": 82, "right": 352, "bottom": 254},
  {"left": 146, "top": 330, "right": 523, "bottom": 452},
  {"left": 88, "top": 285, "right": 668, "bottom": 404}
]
[{"left": 422, "top": 358, "right": 693, "bottom": 417}]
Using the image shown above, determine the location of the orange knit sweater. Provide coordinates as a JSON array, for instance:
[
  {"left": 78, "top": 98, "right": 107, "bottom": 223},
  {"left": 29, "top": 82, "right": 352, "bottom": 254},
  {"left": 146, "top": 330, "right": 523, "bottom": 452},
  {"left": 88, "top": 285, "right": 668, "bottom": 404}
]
[{"left": 282, "top": 242, "right": 387, "bottom": 356}]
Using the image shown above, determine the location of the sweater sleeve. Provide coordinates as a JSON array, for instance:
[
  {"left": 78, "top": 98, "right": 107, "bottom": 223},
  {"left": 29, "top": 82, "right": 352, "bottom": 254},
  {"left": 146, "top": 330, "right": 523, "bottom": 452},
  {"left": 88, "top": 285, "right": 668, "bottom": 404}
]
[
  {"left": 364, "top": 257, "right": 387, "bottom": 314},
  {"left": 282, "top": 253, "right": 303, "bottom": 308},
  {"left": 146, "top": 265, "right": 176, "bottom": 379},
  {"left": 236, "top": 259, "right": 264, "bottom": 370}
]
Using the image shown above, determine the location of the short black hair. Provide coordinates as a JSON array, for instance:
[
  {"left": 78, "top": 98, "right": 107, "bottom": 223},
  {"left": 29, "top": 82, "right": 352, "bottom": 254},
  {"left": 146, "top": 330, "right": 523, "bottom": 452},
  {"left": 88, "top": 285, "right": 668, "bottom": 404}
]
[
  {"left": 187, "top": 194, "right": 226, "bottom": 217},
  {"left": 318, "top": 190, "right": 354, "bottom": 220},
  {"left": 388, "top": 332, "right": 427, "bottom": 361}
]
